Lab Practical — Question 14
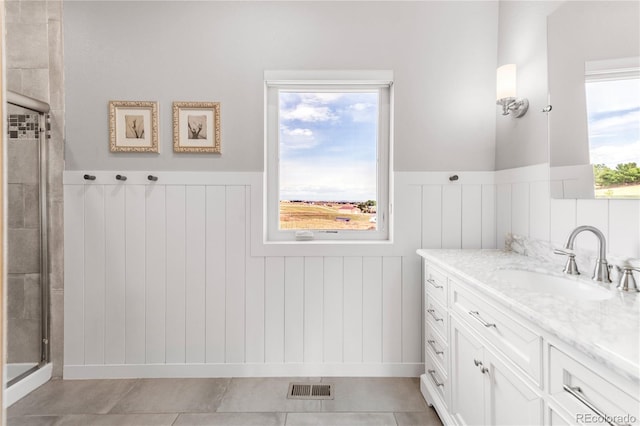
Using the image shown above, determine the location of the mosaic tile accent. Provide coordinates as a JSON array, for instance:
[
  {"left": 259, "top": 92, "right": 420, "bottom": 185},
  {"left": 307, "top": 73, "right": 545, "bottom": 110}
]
[{"left": 7, "top": 114, "right": 40, "bottom": 140}]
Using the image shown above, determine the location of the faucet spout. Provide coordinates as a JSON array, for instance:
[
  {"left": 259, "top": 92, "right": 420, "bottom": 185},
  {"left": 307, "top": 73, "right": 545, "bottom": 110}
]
[
  {"left": 564, "top": 225, "right": 607, "bottom": 260},
  {"left": 562, "top": 225, "right": 611, "bottom": 283}
]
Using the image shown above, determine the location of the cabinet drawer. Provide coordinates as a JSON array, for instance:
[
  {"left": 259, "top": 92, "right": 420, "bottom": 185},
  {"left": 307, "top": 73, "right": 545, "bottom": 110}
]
[
  {"left": 549, "top": 346, "right": 639, "bottom": 426},
  {"left": 425, "top": 263, "right": 448, "bottom": 306},
  {"left": 451, "top": 280, "right": 542, "bottom": 386},
  {"left": 426, "top": 297, "right": 448, "bottom": 340},
  {"left": 426, "top": 322, "right": 448, "bottom": 373},
  {"left": 426, "top": 351, "right": 449, "bottom": 409}
]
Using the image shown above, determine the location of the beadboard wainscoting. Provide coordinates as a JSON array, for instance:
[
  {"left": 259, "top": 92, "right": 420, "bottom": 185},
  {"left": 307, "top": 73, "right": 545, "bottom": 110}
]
[
  {"left": 63, "top": 171, "right": 497, "bottom": 379},
  {"left": 495, "top": 164, "right": 640, "bottom": 258}
]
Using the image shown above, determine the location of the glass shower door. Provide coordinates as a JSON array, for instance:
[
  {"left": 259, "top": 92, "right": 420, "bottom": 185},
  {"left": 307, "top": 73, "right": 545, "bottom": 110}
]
[{"left": 6, "top": 103, "right": 47, "bottom": 384}]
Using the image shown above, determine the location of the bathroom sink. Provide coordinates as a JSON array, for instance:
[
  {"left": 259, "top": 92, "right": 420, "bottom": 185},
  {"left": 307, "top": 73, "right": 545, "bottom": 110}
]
[{"left": 495, "top": 269, "right": 613, "bottom": 301}]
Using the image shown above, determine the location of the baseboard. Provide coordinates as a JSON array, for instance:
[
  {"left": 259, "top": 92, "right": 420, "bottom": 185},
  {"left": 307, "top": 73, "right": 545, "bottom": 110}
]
[{"left": 64, "top": 363, "right": 424, "bottom": 379}]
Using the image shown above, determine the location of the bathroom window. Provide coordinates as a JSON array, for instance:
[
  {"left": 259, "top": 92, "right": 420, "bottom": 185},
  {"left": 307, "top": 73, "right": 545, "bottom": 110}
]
[
  {"left": 265, "top": 71, "right": 392, "bottom": 241},
  {"left": 585, "top": 57, "right": 640, "bottom": 198}
]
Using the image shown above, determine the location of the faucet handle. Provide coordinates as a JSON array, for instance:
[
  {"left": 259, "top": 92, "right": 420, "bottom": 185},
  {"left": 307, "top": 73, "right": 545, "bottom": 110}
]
[
  {"left": 553, "top": 248, "right": 575, "bottom": 257},
  {"left": 617, "top": 266, "right": 640, "bottom": 292},
  {"left": 554, "top": 248, "right": 580, "bottom": 275}
]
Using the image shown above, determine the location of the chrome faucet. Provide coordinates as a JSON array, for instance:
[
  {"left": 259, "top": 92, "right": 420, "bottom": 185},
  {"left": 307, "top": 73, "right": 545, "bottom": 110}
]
[{"left": 554, "top": 225, "right": 611, "bottom": 283}]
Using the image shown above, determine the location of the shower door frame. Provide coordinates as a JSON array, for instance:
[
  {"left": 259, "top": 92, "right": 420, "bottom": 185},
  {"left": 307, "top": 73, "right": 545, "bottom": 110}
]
[{"left": 6, "top": 91, "right": 51, "bottom": 387}]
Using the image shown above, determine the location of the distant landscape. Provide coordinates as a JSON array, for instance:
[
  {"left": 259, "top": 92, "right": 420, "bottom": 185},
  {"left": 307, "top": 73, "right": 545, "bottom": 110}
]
[
  {"left": 279, "top": 201, "right": 377, "bottom": 230},
  {"left": 594, "top": 162, "right": 640, "bottom": 198},
  {"left": 595, "top": 184, "right": 640, "bottom": 198}
]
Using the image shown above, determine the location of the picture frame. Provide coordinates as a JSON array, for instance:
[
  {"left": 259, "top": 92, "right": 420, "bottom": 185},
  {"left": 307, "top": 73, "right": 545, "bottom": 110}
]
[
  {"left": 173, "top": 101, "right": 221, "bottom": 153},
  {"left": 109, "top": 101, "right": 159, "bottom": 153}
]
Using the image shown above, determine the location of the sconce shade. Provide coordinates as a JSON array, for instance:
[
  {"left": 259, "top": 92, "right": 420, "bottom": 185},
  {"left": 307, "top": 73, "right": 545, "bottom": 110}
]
[
  {"left": 496, "top": 64, "right": 528, "bottom": 117},
  {"left": 496, "top": 64, "right": 517, "bottom": 100}
]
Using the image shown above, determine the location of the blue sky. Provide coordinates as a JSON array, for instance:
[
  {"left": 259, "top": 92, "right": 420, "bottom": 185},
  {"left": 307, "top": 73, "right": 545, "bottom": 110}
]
[
  {"left": 585, "top": 78, "right": 640, "bottom": 168},
  {"left": 279, "top": 91, "right": 379, "bottom": 201}
]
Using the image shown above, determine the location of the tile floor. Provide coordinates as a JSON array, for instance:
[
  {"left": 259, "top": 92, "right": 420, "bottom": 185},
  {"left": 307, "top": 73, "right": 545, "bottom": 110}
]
[{"left": 7, "top": 377, "right": 443, "bottom": 426}]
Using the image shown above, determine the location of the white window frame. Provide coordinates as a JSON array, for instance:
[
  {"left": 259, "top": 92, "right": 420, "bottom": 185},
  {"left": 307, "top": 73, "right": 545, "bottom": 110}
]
[
  {"left": 264, "top": 70, "right": 393, "bottom": 242},
  {"left": 585, "top": 56, "right": 640, "bottom": 82}
]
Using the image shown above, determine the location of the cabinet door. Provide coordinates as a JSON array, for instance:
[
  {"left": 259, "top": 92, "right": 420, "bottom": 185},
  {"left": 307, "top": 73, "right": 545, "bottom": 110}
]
[
  {"left": 451, "top": 318, "right": 486, "bottom": 426},
  {"left": 484, "top": 350, "right": 543, "bottom": 426},
  {"left": 547, "top": 404, "right": 576, "bottom": 426}
]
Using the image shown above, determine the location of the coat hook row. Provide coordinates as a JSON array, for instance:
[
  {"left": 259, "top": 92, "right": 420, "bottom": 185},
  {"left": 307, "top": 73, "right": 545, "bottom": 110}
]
[{"left": 82, "top": 173, "right": 159, "bottom": 182}]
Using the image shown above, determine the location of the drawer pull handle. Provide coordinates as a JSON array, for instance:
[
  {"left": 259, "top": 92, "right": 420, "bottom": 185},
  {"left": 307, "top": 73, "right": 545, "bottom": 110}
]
[
  {"left": 427, "top": 308, "right": 443, "bottom": 322},
  {"left": 427, "top": 339, "right": 444, "bottom": 355},
  {"left": 428, "top": 369, "right": 444, "bottom": 387},
  {"left": 563, "top": 385, "right": 629, "bottom": 426},
  {"left": 427, "top": 278, "right": 443, "bottom": 289},
  {"left": 469, "top": 311, "right": 496, "bottom": 328}
]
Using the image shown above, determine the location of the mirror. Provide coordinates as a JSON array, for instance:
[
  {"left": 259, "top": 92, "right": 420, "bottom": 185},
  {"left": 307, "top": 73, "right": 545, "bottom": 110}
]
[{"left": 548, "top": 1, "right": 640, "bottom": 199}]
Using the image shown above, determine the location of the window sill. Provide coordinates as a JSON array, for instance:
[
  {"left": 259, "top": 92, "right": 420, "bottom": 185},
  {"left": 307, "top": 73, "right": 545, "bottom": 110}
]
[{"left": 251, "top": 238, "right": 400, "bottom": 258}]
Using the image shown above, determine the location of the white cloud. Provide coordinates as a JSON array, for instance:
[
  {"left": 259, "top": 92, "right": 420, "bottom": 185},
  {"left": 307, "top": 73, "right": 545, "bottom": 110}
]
[
  {"left": 280, "top": 104, "right": 338, "bottom": 122},
  {"left": 346, "top": 102, "right": 377, "bottom": 123},
  {"left": 285, "top": 128, "right": 312, "bottom": 137},
  {"left": 586, "top": 79, "right": 640, "bottom": 113},
  {"left": 280, "top": 126, "right": 317, "bottom": 150},
  {"left": 589, "top": 109, "right": 640, "bottom": 137},
  {"left": 280, "top": 157, "right": 377, "bottom": 201},
  {"left": 590, "top": 140, "right": 640, "bottom": 168},
  {"left": 300, "top": 93, "right": 344, "bottom": 104}
]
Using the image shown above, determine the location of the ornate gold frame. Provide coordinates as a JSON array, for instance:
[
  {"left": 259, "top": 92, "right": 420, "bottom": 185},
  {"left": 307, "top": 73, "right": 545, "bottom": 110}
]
[
  {"left": 109, "top": 100, "right": 159, "bottom": 153},
  {"left": 173, "top": 101, "right": 221, "bottom": 153}
]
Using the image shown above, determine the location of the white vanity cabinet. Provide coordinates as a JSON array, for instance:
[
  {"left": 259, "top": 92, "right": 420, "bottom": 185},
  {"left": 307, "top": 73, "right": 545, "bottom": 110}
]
[
  {"left": 419, "top": 254, "right": 640, "bottom": 426},
  {"left": 449, "top": 295, "right": 543, "bottom": 426}
]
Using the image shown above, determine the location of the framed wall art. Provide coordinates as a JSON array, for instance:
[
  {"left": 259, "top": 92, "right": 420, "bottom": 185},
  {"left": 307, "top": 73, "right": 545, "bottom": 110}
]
[
  {"left": 173, "top": 101, "right": 221, "bottom": 153},
  {"left": 109, "top": 101, "right": 159, "bottom": 153}
]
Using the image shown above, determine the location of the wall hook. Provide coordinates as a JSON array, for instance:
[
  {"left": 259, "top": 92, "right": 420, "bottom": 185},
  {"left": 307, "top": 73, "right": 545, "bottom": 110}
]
[
  {"left": 147, "top": 175, "right": 158, "bottom": 182},
  {"left": 542, "top": 105, "right": 552, "bottom": 113},
  {"left": 83, "top": 174, "right": 96, "bottom": 181},
  {"left": 115, "top": 174, "right": 127, "bottom": 181},
  {"left": 449, "top": 174, "right": 459, "bottom": 182}
]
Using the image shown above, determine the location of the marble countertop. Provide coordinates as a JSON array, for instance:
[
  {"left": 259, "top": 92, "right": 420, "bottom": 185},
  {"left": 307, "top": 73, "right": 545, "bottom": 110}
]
[{"left": 417, "top": 249, "right": 640, "bottom": 383}]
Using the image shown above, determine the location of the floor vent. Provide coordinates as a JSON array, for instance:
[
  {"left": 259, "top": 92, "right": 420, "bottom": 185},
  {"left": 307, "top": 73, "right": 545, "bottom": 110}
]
[{"left": 287, "top": 383, "right": 333, "bottom": 400}]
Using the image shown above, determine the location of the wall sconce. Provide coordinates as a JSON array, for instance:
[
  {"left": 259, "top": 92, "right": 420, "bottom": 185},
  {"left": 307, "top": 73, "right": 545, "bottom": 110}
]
[{"left": 496, "top": 64, "right": 529, "bottom": 118}]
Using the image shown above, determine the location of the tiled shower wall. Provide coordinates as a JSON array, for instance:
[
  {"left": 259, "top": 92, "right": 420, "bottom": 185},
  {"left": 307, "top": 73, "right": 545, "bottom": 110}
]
[{"left": 5, "top": 0, "right": 65, "bottom": 377}]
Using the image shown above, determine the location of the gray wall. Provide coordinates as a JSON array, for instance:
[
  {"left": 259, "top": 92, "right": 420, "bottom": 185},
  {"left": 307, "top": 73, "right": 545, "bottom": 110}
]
[
  {"left": 494, "top": 1, "right": 560, "bottom": 170},
  {"left": 64, "top": 1, "right": 499, "bottom": 172}
]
